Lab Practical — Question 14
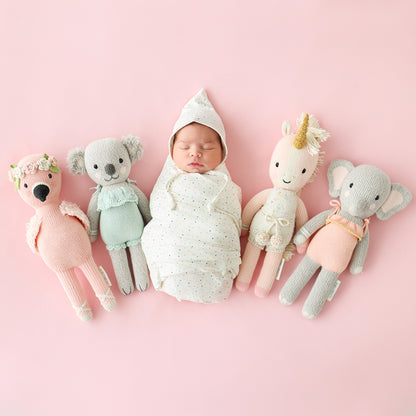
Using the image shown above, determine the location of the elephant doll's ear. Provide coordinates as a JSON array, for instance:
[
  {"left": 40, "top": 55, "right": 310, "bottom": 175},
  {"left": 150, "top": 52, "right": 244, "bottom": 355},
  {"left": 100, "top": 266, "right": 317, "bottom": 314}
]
[
  {"left": 67, "top": 147, "right": 86, "bottom": 175},
  {"left": 327, "top": 159, "right": 355, "bottom": 197},
  {"left": 122, "top": 135, "right": 143, "bottom": 163},
  {"left": 376, "top": 183, "right": 412, "bottom": 220}
]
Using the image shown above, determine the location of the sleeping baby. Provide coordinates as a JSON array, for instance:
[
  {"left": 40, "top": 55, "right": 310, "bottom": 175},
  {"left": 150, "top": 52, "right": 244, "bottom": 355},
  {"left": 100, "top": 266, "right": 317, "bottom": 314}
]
[{"left": 141, "top": 89, "right": 242, "bottom": 303}]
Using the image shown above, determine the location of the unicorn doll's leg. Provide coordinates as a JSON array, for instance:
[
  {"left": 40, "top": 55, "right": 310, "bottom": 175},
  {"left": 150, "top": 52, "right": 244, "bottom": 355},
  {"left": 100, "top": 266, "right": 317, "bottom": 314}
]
[
  {"left": 254, "top": 251, "right": 283, "bottom": 297},
  {"left": 79, "top": 256, "right": 116, "bottom": 312},
  {"left": 235, "top": 242, "right": 262, "bottom": 292},
  {"left": 56, "top": 268, "right": 92, "bottom": 322},
  {"left": 302, "top": 268, "right": 339, "bottom": 319},
  {"left": 109, "top": 248, "right": 134, "bottom": 295},
  {"left": 279, "top": 255, "right": 320, "bottom": 306},
  {"left": 129, "top": 243, "right": 149, "bottom": 291}
]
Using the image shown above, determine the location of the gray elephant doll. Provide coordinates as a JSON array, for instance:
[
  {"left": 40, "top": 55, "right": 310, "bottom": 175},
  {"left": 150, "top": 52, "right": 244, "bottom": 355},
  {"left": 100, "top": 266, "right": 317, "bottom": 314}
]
[
  {"left": 67, "top": 136, "right": 151, "bottom": 295},
  {"left": 279, "top": 159, "right": 412, "bottom": 319}
]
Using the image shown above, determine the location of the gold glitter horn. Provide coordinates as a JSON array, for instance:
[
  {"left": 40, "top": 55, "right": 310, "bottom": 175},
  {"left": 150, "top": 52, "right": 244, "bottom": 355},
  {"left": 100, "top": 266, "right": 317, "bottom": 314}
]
[{"left": 293, "top": 113, "right": 309, "bottom": 149}]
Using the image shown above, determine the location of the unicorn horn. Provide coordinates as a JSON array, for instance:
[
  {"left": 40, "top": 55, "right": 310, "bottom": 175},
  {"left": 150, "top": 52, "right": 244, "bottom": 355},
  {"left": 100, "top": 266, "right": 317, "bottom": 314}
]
[{"left": 293, "top": 113, "right": 309, "bottom": 149}]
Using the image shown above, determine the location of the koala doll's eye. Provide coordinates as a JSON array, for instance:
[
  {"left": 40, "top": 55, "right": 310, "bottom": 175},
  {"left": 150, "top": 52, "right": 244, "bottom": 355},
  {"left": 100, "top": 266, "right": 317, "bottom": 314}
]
[
  {"left": 93, "top": 164, "right": 98, "bottom": 169},
  {"left": 375, "top": 195, "right": 380, "bottom": 200},
  {"left": 119, "top": 158, "right": 123, "bottom": 163},
  {"left": 48, "top": 173, "right": 52, "bottom": 178},
  {"left": 301, "top": 168, "right": 306, "bottom": 174},
  {"left": 24, "top": 183, "right": 28, "bottom": 188},
  {"left": 275, "top": 162, "right": 279, "bottom": 167},
  {"left": 349, "top": 183, "right": 353, "bottom": 188}
]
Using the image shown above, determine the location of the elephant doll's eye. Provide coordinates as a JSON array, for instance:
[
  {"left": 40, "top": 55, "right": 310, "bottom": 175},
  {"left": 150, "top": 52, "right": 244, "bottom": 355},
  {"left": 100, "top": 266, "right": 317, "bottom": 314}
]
[{"left": 349, "top": 183, "right": 353, "bottom": 188}]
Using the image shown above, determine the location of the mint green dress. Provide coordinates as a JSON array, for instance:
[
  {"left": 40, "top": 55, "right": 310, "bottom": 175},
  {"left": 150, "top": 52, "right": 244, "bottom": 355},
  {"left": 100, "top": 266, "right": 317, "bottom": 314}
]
[{"left": 96, "top": 182, "right": 144, "bottom": 251}]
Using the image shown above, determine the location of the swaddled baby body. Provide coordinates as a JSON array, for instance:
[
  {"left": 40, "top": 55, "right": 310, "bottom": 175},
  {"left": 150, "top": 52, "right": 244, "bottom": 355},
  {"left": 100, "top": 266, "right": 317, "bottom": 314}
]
[{"left": 141, "top": 89, "right": 241, "bottom": 303}]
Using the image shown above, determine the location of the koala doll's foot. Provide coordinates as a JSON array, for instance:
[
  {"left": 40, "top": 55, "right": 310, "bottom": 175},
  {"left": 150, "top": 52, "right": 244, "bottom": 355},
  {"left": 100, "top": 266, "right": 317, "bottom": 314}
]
[{"left": 129, "top": 244, "right": 149, "bottom": 292}]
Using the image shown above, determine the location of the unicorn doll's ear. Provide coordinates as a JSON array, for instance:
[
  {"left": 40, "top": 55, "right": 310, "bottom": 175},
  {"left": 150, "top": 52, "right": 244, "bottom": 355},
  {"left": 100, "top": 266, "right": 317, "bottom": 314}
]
[{"left": 281, "top": 121, "right": 292, "bottom": 136}]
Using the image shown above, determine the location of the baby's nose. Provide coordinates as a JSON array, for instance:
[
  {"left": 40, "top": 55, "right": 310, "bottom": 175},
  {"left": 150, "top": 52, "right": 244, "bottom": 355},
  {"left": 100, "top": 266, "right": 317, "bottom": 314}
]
[{"left": 189, "top": 148, "right": 201, "bottom": 157}]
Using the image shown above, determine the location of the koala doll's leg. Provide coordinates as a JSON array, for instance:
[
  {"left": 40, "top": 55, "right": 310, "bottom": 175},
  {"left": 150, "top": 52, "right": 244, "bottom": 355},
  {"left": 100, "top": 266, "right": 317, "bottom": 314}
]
[
  {"left": 279, "top": 255, "right": 320, "bottom": 306},
  {"left": 56, "top": 268, "right": 93, "bottom": 322},
  {"left": 254, "top": 251, "right": 283, "bottom": 297},
  {"left": 128, "top": 243, "right": 149, "bottom": 291},
  {"left": 302, "top": 268, "right": 339, "bottom": 319},
  {"left": 78, "top": 256, "right": 116, "bottom": 311},
  {"left": 235, "top": 242, "right": 262, "bottom": 292},
  {"left": 109, "top": 248, "right": 135, "bottom": 295}
]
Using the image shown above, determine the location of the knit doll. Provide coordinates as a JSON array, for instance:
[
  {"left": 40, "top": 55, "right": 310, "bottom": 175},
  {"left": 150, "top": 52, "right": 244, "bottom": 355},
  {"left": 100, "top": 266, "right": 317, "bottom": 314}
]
[
  {"left": 141, "top": 89, "right": 242, "bottom": 304},
  {"left": 9, "top": 154, "right": 116, "bottom": 321},
  {"left": 235, "top": 114, "right": 330, "bottom": 297},
  {"left": 279, "top": 159, "right": 412, "bottom": 318},
  {"left": 67, "top": 136, "right": 151, "bottom": 296}
]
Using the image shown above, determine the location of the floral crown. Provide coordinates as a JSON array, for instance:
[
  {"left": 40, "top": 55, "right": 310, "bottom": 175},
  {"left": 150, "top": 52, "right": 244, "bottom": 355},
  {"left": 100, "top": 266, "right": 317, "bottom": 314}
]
[{"left": 9, "top": 154, "right": 60, "bottom": 191}]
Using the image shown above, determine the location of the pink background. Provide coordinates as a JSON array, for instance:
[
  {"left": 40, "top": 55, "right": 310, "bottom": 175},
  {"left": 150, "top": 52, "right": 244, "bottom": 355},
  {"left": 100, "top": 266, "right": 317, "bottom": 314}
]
[{"left": 1, "top": 1, "right": 415, "bottom": 415}]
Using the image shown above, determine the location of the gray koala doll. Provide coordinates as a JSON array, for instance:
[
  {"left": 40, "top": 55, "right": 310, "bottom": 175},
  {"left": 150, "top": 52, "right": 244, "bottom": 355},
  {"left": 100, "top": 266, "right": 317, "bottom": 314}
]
[
  {"left": 67, "top": 136, "right": 151, "bottom": 295},
  {"left": 279, "top": 159, "right": 412, "bottom": 319}
]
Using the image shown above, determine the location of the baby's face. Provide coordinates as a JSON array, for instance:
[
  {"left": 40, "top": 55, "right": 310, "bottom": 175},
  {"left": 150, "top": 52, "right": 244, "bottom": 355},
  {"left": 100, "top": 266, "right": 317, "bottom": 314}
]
[{"left": 172, "top": 123, "right": 223, "bottom": 173}]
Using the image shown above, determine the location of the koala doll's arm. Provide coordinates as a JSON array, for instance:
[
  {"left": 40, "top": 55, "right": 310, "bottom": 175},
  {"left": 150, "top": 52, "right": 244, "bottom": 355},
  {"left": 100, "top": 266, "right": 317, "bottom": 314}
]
[
  {"left": 242, "top": 189, "right": 272, "bottom": 229},
  {"left": 294, "top": 209, "right": 333, "bottom": 245},
  {"left": 87, "top": 192, "right": 100, "bottom": 242},
  {"left": 131, "top": 184, "right": 151, "bottom": 224},
  {"left": 349, "top": 230, "right": 370, "bottom": 275}
]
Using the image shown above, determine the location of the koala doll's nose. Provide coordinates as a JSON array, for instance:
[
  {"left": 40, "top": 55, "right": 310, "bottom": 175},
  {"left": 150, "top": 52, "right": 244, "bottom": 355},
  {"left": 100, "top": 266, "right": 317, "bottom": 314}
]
[
  {"left": 33, "top": 184, "right": 50, "bottom": 202},
  {"left": 105, "top": 164, "right": 116, "bottom": 175}
]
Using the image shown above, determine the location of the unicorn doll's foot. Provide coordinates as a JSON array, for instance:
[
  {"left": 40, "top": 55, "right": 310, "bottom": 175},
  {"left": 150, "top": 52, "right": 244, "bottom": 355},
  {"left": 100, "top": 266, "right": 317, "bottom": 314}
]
[{"left": 97, "top": 289, "right": 117, "bottom": 311}]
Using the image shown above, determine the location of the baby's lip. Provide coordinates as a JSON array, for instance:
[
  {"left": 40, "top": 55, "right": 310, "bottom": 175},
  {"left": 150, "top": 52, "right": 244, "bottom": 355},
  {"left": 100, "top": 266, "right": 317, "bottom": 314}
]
[{"left": 188, "top": 161, "right": 204, "bottom": 167}]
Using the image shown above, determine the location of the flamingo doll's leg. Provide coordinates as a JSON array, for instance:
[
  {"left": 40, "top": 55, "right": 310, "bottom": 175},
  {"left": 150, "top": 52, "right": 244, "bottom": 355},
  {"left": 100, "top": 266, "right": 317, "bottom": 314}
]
[
  {"left": 109, "top": 248, "right": 134, "bottom": 295},
  {"left": 302, "top": 268, "right": 339, "bottom": 319},
  {"left": 235, "top": 242, "right": 262, "bottom": 292},
  {"left": 254, "top": 251, "right": 283, "bottom": 297},
  {"left": 279, "top": 255, "right": 320, "bottom": 306},
  {"left": 79, "top": 256, "right": 116, "bottom": 312},
  {"left": 129, "top": 243, "right": 149, "bottom": 291},
  {"left": 56, "top": 268, "right": 92, "bottom": 322}
]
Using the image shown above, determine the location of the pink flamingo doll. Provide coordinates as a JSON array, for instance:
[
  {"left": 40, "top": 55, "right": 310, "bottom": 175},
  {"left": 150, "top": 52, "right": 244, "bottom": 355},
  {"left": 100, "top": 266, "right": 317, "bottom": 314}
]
[
  {"left": 235, "top": 114, "right": 330, "bottom": 297},
  {"left": 9, "top": 153, "right": 116, "bottom": 321}
]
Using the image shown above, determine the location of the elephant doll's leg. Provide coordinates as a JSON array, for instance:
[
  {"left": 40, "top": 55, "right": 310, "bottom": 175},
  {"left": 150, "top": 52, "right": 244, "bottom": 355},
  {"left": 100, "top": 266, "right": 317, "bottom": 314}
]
[
  {"left": 128, "top": 243, "right": 149, "bottom": 291},
  {"left": 109, "top": 248, "right": 134, "bottom": 295},
  {"left": 79, "top": 256, "right": 116, "bottom": 311},
  {"left": 56, "top": 268, "right": 92, "bottom": 322},
  {"left": 254, "top": 251, "right": 283, "bottom": 297},
  {"left": 235, "top": 242, "right": 262, "bottom": 292},
  {"left": 302, "top": 268, "right": 339, "bottom": 319},
  {"left": 279, "top": 255, "right": 320, "bottom": 306}
]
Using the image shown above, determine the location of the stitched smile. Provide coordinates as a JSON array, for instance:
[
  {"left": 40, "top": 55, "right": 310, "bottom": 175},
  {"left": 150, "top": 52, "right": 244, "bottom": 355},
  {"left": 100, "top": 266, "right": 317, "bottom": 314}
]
[
  {"left": 104, "top": 174, "right": 119, "bottom": 182},
  {"left": 282, "top": 179, "right": 291, "bottom": 184}
]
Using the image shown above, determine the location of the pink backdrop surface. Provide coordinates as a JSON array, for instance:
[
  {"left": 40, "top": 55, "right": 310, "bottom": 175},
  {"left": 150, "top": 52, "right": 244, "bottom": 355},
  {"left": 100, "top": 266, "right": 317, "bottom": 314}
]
[{"left": 1, "top": 1, "right": 415, "bottom": 415}]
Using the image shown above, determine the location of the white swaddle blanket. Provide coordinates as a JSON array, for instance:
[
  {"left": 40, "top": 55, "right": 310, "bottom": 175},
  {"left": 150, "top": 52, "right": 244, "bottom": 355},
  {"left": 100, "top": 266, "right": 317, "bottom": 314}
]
[
  {"left": 142, "top": 156, "right": 241, "bottom": 303},
  {"left": 141, "top": 88, "right": 241, "bottom": 303}
]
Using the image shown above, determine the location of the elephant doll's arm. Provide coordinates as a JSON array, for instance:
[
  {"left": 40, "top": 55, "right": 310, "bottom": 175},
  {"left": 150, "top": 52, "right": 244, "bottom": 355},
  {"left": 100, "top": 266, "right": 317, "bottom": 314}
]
[
  {"left": 87, "top": 192, "right": 100, "bottom": 242},
  {"left": 131, "top": 184, "right": 151, "bottom": 224},
  {"left": 349, "top": 230, "right": 370, "bottom": 275},
  {"left": 241, "top": 189, "right": 272, "bottom": 230},
  {"left": 294, "top": 209, "right": 333, "bottom": 245}
]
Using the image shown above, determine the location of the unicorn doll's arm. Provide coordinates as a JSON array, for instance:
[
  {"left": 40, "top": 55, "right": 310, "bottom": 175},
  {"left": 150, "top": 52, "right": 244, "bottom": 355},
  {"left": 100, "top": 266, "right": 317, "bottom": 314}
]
[
  {"left": 293, "top": 209, "right": 333, "bottom": 245},
  {"left": 241, "top": 189, "right": 272, "bottom": 230},
  {"left": 349, "top": 231, "right": 370, "bottom": 275}
]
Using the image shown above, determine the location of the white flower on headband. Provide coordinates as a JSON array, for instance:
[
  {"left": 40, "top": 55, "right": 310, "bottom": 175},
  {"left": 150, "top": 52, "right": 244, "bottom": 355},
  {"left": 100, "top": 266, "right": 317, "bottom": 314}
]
[
  {"left": 12, "top": 166, "right": 25, "bottom": 179},
  {"left": 37, "top": 157, "right": 51, "bottom": 171},
  {"left": 25, "top": 162, "right": 37, "bottom": 174}
]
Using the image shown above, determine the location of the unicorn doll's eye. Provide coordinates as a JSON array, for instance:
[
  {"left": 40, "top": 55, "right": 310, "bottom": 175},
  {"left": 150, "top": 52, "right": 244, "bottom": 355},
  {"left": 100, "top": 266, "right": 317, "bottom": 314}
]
[
  {"left": 301, "top": 168, "right": 306, "bottom": 174},
  {"left": 275, "top": 162, "right": 279, "bottom": 167}
]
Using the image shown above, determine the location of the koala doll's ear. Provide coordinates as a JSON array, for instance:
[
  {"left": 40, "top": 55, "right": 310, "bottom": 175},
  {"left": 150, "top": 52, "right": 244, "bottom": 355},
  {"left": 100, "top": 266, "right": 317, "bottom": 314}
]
[
  {"left": 281, "top": 121, "right": 292, "bottom": 136},
  {"left": 67, "top": 147, "right": 87, "bottom": 175},
  {"left": 376, "top": 183, "right": 412, "bottom": 220},
  {"left": 327, "top": 159, "right": 355, "bottom": 197},
  {"left": 122, "top": 135, "right": 143, "bottom": 163}
]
